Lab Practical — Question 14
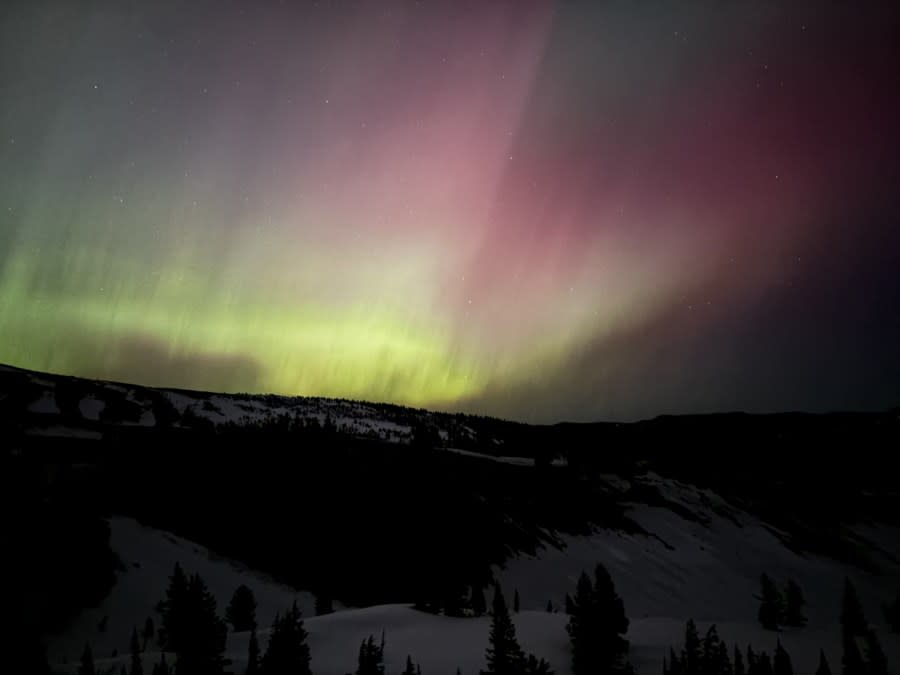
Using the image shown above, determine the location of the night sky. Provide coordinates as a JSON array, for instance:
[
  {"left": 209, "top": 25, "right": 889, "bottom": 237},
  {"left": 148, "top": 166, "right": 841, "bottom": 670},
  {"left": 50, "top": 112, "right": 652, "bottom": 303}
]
[{"left": 1, "top": 1, "right": 899, "bottom": 422}]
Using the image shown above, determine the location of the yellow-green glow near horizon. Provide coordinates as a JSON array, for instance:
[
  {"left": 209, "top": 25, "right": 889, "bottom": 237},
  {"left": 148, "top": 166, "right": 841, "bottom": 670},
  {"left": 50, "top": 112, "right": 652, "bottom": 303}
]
[{"left": 2, "top": 2, "right": 900, "bottom": 421}]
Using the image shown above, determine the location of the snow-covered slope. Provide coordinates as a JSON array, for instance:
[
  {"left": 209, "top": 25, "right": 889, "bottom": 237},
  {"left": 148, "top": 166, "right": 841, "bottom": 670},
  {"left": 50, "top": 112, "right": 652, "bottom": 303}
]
[{"left": 48, "top": 476, "right": 900, "bottom": 675}]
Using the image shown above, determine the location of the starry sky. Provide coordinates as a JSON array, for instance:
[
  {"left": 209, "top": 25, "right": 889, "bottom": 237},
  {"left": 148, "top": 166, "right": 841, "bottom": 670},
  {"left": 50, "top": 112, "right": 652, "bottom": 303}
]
[{"left": 1, "top": 1, "right": 899, "bottom": 422}]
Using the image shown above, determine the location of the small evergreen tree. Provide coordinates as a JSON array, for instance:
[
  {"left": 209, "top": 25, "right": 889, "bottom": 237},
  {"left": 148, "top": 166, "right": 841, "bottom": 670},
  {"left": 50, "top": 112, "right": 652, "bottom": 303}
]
[
  {"left": 701, "top": 625, "right": 721, "bottom": 675},
  {"left": 715, "top": 641, "right": 731, "bottom": 675},
  {"left": 783, "top": 580, "right": 806, "bottom": 627},
  {"left": 514, "top": 590, "right": 520, "bottom": 613},
  {"left": 682, "top": 620, "right": 701, "bottom": 675},
  {"left": 226, "top": 584, "right": 258, "bottom": 632},
  {"left": 78, "top": 643, "right": 95, "bottom": 675},
  {"left": 758, "top": 574, "right": 782, "bottom": 631},
  {"left": 567, "top": 565, "right": 630, "bottom": 675},
  {"left": 814, "top": 650, "right": 831, "bottom": 675},
  {"left": 157, "top": 562, "right": 189, "bottom": 651},
  {"left": 773, "top": 641, "right": 792, "bottom": 675},
  {"left": 354, "top": 634, "right": 385, "bottom": 675},
  {"left": 757, "top": 653, "right": 774, "bottom": 675},
  {"left": 482, "top": 584, "right": 524, "bottom": 675},
  {"left": 261, "top": 602, "right": 311, "bottom": 675},
  {"left": 471, "top": 585, "right": 487, "bottom": 617},
  {"left": 841, "top": 578, "right": 867, "bottom": 637},
  {"left": 130, "top": 626, "right": 143, "bottom": 675},
  {"left": 523, "top": 654, "right": 554, "bottom": 675},
  {"left": 143, "top": 616, "right": 155, "bottom": 649},
  {"left": 734, "top": 646, "right": 745, "bottom": 675},
  {"left": 863, "top": 630, "right": 888, "bottom": 675},
  {"left": 247, "top": 628, "right": 261, "bottom": 675},
  {"left": 402, "top": 655, "right": 417, "bottom": 675},
  {"left": 546, "top": 600, "right": 553, "bottom": 613},
  {"left": 668, "top": 648, "right": 682, "bottom": 675}
]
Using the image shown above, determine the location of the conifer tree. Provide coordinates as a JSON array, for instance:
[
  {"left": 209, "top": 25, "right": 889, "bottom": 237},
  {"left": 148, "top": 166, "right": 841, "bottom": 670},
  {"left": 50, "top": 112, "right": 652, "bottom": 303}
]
[
  {"left": 514, "top": 590, "right": 520, "bottom": 613},
  {"left": 668, "top": 648, "right": 682, "bottom": 675},
  {"left": 701, "top": 625, "right": 721, "bottom": 675},
  {"left": 682, "top": 620, "right": 701, "bottom": 675},
  {"left": 783, "top": 580, "right": 806, "bottom": 628},
  {"left": 567, "top": 565, "right": 630, "bottom": 675},
  {"left": 78, "top": 643, "right": 95, "bottom": 675},
  {"left": 131, "top": 626, "right": 144, "bottom": 675},
  {"left": 354, "top": 635, "right": 385, "bottom": 675},
  {"left": 757, "top": 653, "right": 773, "bottom": 675},
  {"left": 403, "top": 655, "right": 417, "bottom": 675},
  {"left": 143, "top": 617, "right": 155, "bottom": 649},
  {"left": 247, "top": 629, "right": 261, "bottom": 675},
  {"left": 773, "top": 641, "right": 792, "bottom": 675},
  {"left": 157, "top": 562, "right": 189, "bottom": 651},
  {"left": 179, "top": 573, "right": 228, "bottom": 674},
  {"left": 814, "top": 650, "right": 831, "bottom": 675},
  {"left": 523, "top": 654, "right": 553, "bottom": 675},
  {"left": 734, "top": 646, "right": 745, "bottom": 675},
  {"left": 863, "top": 630, "right": 888, "bottom": 675},
  {"left": 715, "top": 641, "right": 731, "bottom": 675},
  {"left": 482, "top": 584, "right": 524, "bottom": 675},
  {"left": 758, "top": 574, "right": 782, "bottom": 631},
  {"left": 227, "top": 584, "right": 258, "bottom": 632},
  {"left": 841, "top": 578, "right": 867, "bottom": 637},
  {"left": 546, "top": 600, "right": 553, "bottom": 613},
  {"left": 261, "top": 601, "right": 311, "bottom": 675}
]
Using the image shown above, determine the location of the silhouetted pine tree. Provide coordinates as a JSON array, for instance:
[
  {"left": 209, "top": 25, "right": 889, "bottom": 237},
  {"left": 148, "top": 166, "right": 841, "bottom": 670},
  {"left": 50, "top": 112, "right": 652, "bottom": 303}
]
[
  {"left": 682, "top": 620, "right": 701, "bottom": 675},
  {"left": 546, "top": 600, "right": 553, "bottom": 613},
  {"left": 78, "top": 643, "right": 95, "bottom": 675},
  {"left": 315, "top": 593, "right": 334, "bottom": 616},
  {"left": 247, "top": 629, "right": 261, "bottom": 675},
  {"left": 178, "top": 573, "right": 228, "bottom": 674},
  {"left": 482, "top": 584, "right": 524, "bottom": 675},
  {"left": 227, "top": 585, "right": 258, "bottom": 632},
  {"left": 734, "top": 646, "right": 745, "bottom": 675},
  {"left": 773, "top": 641, "right": 792, "bottom": 675},
  {"left": 746, "top": 646, "right": 756, "bottom": 675},
  {"left": 783, "top": 580, "right": 806, "bottom": 628},
  {"left": 863, "top": 630, "right": 888, "bottom": 675},
  {"left": 523, "top": 654, "right": 554, "bottom": 675},
  {"left": 354, "top": 635, "right": 385, "bottom": 675},
  {"left": 841, "top": 630, "right": 865, "bottom": 675},
  {"left": 814, "top": 650, "right": 831, "bottom": 675},
  {"left": 757, "top": 653, "right": 773, "bottom": 675},
  {"left": 564, "top": 594, "right": 574, "bottom": 615},
  {"left": 514, "top": 590, "right": 520, "bottom": 613},
  {"left": 715, "top": 641, "right": 732, "bottom": 675},
  {"left": 566, "top": 565, "right": 630, "bottom": 675},
  {"left": 157, "top": 562, "right": 188, "bottom": 651},
  {"left": 701, "top": 625, "right": 721, "bottom": 675},
  {"left": 757, "top": 574, "right": 782, "bottom": 631},
  {"left": 668, "top": 648, "right": 683, "bottom": 675},
  {"left": 261, "top": 602, "right": 311, "bottom": 675},
  {"left": 402, "top": 655, "right": 417, "bottom": 675},
  {"left": 143, "top": 617, "right": 155, "bottom": 649},
  {"left": 131, "top": 627, "right": 143, "bottom": 675},
  {"left": 154, "top": 652, "right": 169, "bottom": 675},
  {"left": 841, "top": 578, "right": 867, "bottom": 637}
]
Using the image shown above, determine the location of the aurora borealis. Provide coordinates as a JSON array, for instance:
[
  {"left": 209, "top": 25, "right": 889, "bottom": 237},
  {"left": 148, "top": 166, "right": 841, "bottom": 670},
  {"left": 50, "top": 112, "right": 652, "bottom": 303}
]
[{"left": 1, "top": 2, "right": 899, "bottom": 422}]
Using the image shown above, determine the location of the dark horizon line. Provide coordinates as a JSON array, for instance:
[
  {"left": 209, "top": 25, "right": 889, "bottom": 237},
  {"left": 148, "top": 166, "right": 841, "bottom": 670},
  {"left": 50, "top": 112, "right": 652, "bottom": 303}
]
[{"left": 3, "top": 360, "right": 898, "bottom": 428}]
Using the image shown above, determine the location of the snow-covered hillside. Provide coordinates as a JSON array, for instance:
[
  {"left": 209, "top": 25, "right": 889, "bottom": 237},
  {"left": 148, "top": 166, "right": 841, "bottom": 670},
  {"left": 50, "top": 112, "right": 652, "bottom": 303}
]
[{"left": 48, "top": 474, "right": 900, "bottom": 675}]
